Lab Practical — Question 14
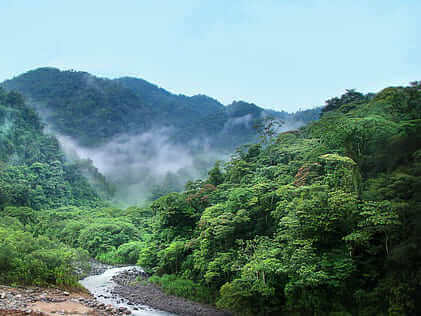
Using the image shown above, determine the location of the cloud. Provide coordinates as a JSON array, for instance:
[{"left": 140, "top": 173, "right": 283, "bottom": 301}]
[
  {"left": 56, "top": 127, "right": 223, "bottom": 205},
  {"left": 52, "top": 110, "right": 306, "bottom": 205},
  {"left": 223, "top": 114, "right": 253, "bottom": 132},
  {"left": 278, "top": 119, "right": 305, "bottom": 133}
]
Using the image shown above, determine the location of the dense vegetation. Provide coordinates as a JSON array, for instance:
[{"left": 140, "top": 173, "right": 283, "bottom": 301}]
[
  {"left": 0, "top": 87, "right": 105, "bottom": 287},
  {"left": 0, "top": 88, "right": 107, "bottom": 209},
  {"left": 2, "top": 68, "right": 320, "bottom": 150},
  {"left": 1, "top": 81, "right": 420, "bottom": 315},
  {"left": 131, "top": 83, "right": 421, "bottom": 315},
  {"left": 2, "top": 68, "right": 321, "bottom": 203}
]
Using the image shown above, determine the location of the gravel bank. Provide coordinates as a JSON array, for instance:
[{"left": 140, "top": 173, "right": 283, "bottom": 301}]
[
  {"left": 111, "top": 269, "right": 232, "bottom": 316},
  {"left": 0, "top": 285, "right": 133, "bottom": 315}
]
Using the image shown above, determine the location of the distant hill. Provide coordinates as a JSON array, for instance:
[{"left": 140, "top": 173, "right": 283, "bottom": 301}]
[
  {"left": 2, "top": 68, "right": 321, "bottom": 149},
  {"left": 2, "top": 68, "right": 321, "bottom": 203},
  {"left": 0, "top": 87, "right": 108, "bottom": 210},
  {"left": 133, "top": 83, "right": 421, "bottom": 316},
  {"left": 2, "top": 68, "right": 154, "bottom": 146}
]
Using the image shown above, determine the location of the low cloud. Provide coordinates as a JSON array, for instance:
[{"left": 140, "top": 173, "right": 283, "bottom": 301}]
[
  {"left": 278, "top": 119, "right": 305, "bottom": 133},
  {"left": 223, "top": 114, "right": 253, "bottom": 131},
  {"left": 53, "top": 113, "right": 305, "bottom": 205},
  {"left": 56, "top": 128, "right": 224, "bottom": 205}
]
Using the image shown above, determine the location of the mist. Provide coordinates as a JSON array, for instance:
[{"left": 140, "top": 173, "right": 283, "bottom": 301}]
[
  {"left": 56, "top": 127, "right": 227, "bottom": 205},
  {"left": 223, "top": 114, "right": 253, "bottom": 132},
  {"left": 55, "top": 112, "right": 307, "bottom": 205},
  {"left": 278, "top": 119, "right": 305, "bottom": 133}
]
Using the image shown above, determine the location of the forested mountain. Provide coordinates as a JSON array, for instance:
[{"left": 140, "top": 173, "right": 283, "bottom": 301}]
[
  {"left": 0, "top": 87, "right": 107, "bottom": 210},
  {"left": 2, "top": 68, "right": 154, "bottom": 146},
  {"left": 0, "top": 87, "right": 109, "bottom": 286},
  {"left": 115, "top": 76, "right": 225, "bottom": 121},
  {"left": 2, "top": 68, "right": 320, "bottom": 149},
  {"left": 2, "top": 68, "right": 321, "bottom": 202},
  {"left": 131, "top": 82, "right": 421, "bottom": 315},
  {"left": 0, "top": 81, "right": 420, "bottom": 314}
]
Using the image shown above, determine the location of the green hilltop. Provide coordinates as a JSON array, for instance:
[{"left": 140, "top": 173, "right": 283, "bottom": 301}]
[
  {"left": 2, "top": 67, "right": 320, "bottom": 149},
  {"left": 2, "top": 68, "right": 321, "bottom": 202}
]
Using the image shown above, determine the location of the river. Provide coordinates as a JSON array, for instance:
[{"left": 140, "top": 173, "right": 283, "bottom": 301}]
[{"left": 79, "top": 266, "right": 175, "bottom": 316}]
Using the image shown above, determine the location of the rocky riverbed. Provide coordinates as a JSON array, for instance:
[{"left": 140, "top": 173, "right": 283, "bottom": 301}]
[
  {"left": 111, "top": 269, "right": 232, "bottom": 316},
  {"left": 0, "top": 284, "right": 132, "bottom": 315},
  {"left": 1, "top": 263, "right": 232, "bottom": 316}
]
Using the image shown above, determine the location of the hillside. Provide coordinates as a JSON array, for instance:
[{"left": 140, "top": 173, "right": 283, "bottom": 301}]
[
  {"left": 2, "top": 68, "right": 321, "bottom": 203},
  {"left": 0, "top": 82, "right": 419, "bottom": 315},
  {"left": 2, "top": 68, "right": 320, "bottom": 149},
  {"left": 0, "top": 88, "right": 108, "bottom": 288},
  {"left": 0, "top": 87, "right": 108, "bottom": 210},
  {"left": 131, "top": 82, "right": 421, "bottom": 315}
]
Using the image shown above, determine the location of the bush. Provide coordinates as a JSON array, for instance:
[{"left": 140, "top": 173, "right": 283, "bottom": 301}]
[
  {"left": 78, "top": 221, "right": 139, "bottom": 257},
  {"left": 149, "top": 274, "right": 214, "bottom": 304},
  {"left": 0, "top": 224, "right": 85, "bottom": 288},
  {"left": 96, "top": 241, "right": 144, "bottom": 264}
]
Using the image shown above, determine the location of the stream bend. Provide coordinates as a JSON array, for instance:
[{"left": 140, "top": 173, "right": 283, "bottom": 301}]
[{"left": 80, "top": 266, "right": 174, "bottom": 316}]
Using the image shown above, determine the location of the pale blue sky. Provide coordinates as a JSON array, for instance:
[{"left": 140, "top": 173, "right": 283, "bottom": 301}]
[{"left": 1, "top": 0, "right": 420, "bottom": 111}]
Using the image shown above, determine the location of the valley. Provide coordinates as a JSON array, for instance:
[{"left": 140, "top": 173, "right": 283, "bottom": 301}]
[{"left": 0, "top": 75, "right": 420, "bottom": 315}]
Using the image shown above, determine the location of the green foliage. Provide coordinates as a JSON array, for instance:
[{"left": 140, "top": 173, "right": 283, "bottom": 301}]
[
  {"left": 321, "top": 89, "right": 368, "bottom": 115},
  {"left": 148, "top": 274, "right": 214, "bottom": 304},
  {"left": 0, "top": 88, "right": 103, "bottom": 210},
  {"left": 1, "top": 79, "right": 420, "bottom": 315},
  {"left": 133, "top": 83, "right": 421, "bottom": 315},
  {"left": 0, "top": 219, "right": 87, "bottom": 287},
  {"left": 78, "top": 221, "right": 139, "bottom": 258},
  {"left": 207, "top": 161, "right": 225, "bottom": 186},
  {"left": 151, "top": 192, "right": 197, "bottom": 236},
  {"left": 137, "top": 241, "right": 159, "bottom": 272},
  {"left": 2, "top": 68, "right": 321, "bottom": 151}
]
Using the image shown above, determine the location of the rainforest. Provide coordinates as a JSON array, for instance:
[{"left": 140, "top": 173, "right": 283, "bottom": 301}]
[{"left": 0, "top": 71, "right": 420, "bottom": 315}]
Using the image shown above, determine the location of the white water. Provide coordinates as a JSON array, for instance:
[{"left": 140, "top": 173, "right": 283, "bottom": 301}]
[{"left": 80, "top": 266, "right": 173, "bottom": 316}]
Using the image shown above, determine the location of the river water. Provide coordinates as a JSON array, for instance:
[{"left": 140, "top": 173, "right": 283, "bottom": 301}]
[{"left": 79, "top": 266, "right": 174, "bottom": 316}]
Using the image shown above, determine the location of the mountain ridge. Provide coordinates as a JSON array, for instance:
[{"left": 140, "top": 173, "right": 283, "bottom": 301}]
[
  {"left": 1, "top": 68, "right": 321, "bottom": 202},
  {"left": 1, "top": 67, "right": 321, "bottom": 150}
]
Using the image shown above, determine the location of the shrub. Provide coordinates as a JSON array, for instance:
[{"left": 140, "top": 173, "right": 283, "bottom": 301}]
[{"left": 149, "top": 274, "right": 213, "bottom": 304}]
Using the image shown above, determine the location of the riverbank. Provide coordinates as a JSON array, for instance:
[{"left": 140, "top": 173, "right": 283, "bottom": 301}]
[
  {"left": 111, "top": 269, "right": 232, "bottom": 316},
  {"left": 1, "top": 264, "right": 232, "bottom": 316},
  {"left": 0, "top": 284, "right": 132, "bottom": 315}
]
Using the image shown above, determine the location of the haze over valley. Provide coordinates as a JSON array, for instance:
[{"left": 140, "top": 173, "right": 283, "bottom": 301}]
[{"left": 2, "top": 67, "right": 320, "bottom": 204}]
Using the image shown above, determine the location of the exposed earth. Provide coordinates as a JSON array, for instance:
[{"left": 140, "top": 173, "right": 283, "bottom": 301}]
[
  {"left": 111, "top": 269, "right": 232, "bottom": 316},
  {"left": 1, "top": 266, "right": 231, "bottom": 316},
  {"left": 0, "top": 285, "right": 132, "bottom": 315}
]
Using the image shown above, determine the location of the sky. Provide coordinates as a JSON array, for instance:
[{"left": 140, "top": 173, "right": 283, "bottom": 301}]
[{"left": 1, "top": 0, "right": 420, "bottom": 112}]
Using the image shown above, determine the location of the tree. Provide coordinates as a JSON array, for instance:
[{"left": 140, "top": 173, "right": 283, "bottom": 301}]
[
  {"left": 321, "top": 89, "right": 366, "bottom": 115},
  {"left": 253, "top": 116, "right": 283, "bottom": 145},
  {"left": 207, "top": 161, "right": 224, "bottom": 186}
]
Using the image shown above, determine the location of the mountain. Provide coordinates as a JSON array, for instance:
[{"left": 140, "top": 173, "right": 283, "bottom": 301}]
[
  {"left": 2, "top": 68, "right": 154, "bottom": 146},
  {"left": 2, "top": 68, "right": 320, "bottom": 149},
  {"left": 134, "top": 82, "right": 421, "bottom": 315},
  {"left": 2, "top": 78, "right": 419, "bottom": 314},
  {"left": 2, "top": 68, "right": 321, "bottom": 203},
  {"left": 115, "top": 77, "right": 224, "bottom": 120},
  {"left": 0, "top": 87, "right": 107, "bottom": 210}
]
